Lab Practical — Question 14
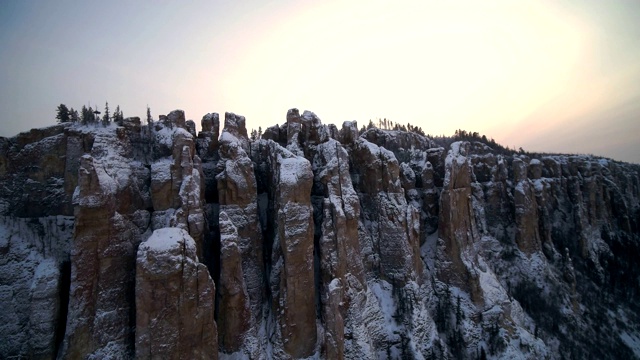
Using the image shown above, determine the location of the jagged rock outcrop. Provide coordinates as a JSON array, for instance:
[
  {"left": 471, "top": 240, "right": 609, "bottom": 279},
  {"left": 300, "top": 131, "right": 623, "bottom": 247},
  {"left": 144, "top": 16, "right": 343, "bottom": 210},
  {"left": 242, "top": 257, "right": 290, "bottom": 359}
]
[
  {"left": 0, "top": 108, "right": 639, "bottom": 360},
  {"left": 266, "top": 141, "right": 317, "bottom": 358},
  {"left": 350, "top": 138, "right": 423, "bottom": 285},
  {"left": 513, "top": 157, "right": 542, "bottom": 255},
  {"left": 313, "top": 138, "right": 366, "bottom": 358},
  {"left": 217, "top": 212, "right": 250, "bottom": 353},
  {"left": 196, "top": 113, "right": 221, "bottom": 205},
  {"left": 215, "top": 113, "right": 264, "bottom": 355},
  {"left": 338, "top": 120, "right": 359, "bottom": 146},
  {"left": 222, "top": 112, "right": 249, "bottom": 152},
  {"left": 0, "top": 123, "right": 77, "bottom": 217},
  {"left": 135, "top": 228, "right": 217, "bottom": 360},
  {"left": 61, "top": 153, "right": 142, "bottom": 359},
  {"left": 150, "top": 123, "right": 206, "bottom": 258},
  {"left": 437, "top": 142, "right": 482, "bottom": 295}
]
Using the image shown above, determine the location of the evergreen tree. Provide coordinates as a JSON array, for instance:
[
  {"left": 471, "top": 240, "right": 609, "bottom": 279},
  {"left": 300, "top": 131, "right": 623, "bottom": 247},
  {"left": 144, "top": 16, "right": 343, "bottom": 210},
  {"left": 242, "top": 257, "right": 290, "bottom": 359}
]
[
  {"left": 81, "top": 105, "right": 90, "bottom": 125},
  {"left": 56, "top": 104, "right": 70, "bottom": 123},
  {"left": 146, "top": 105, "right": 153, "bottom": 124},
  {"left": 113, "top": 105, "right": 124, "bottom": 125},
  {"left": 69, "top": 107, "right": 79, "bottom": 122},
  {"left": 102, "top": 102, "right": 111, "bottom": 127}
]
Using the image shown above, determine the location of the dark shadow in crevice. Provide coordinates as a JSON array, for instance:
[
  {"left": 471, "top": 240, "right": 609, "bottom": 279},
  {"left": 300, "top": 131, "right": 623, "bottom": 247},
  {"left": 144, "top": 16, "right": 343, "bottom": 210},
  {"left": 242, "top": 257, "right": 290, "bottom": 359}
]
[{"left": 54, "top": 260, "right": 71, "bottom": 358}]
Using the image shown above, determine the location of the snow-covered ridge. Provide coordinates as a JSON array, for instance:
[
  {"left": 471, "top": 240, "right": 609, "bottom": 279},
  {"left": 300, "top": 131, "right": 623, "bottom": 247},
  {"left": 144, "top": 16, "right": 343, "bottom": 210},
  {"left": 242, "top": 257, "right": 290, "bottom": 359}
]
[{"left": 0, "top": 110, "right": 638, "bottom": 359}]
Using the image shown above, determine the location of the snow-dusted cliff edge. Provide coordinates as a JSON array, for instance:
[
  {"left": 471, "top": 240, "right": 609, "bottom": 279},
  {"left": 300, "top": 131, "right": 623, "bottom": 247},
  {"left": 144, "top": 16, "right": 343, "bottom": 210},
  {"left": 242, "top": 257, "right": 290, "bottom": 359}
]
[{"left": 0, "top": 110, "right": 638, "bottom": 359}]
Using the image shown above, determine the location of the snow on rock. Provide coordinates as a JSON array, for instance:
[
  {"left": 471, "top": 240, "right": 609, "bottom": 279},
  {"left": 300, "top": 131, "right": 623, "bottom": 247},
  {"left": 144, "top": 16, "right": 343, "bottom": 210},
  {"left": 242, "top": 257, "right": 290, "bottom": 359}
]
[
  {"left": 217, "top": 118, "right": 265, "bottom": 357},
  {"left": 266, "top": 140, "right": 317, "bottom": 358},
  {"left": 136, "top": 227, "right": 217, "bottom": 360},
  {"left": 1, "top": 109, "right": 639, "bottom": 360},
  {"left": 350, "top": 138, "right": 420, "bottom": 285},
  {"left": 217, "top": 211, "right": 251, "bottom": 354},
  {"left": 0, "top": 215, "right": 73, "bottom": 358},
  {"left": 196, "top": 112, "right": 220, "bottom": 162},
  {"left": 437, "top": 141, "right": 483, "bottom": 299}
]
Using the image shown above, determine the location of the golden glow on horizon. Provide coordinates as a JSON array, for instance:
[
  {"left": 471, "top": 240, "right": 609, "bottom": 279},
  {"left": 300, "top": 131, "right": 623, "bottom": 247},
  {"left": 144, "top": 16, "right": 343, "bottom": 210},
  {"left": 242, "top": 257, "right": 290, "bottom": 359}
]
[
  {"left": 1, "top": 0, "right": 637, "bottom": 162},
  {"left": 221, "top": 0, "right": 592, "bottom": 142}
]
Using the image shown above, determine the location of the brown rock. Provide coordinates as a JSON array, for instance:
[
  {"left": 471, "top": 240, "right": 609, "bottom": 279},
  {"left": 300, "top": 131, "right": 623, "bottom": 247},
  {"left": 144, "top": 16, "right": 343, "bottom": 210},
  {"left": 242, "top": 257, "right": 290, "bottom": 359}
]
[
  {"left": 135, "top": 228, "right": 217, "bottom": 360},
  {"left": 196, "top": 112, "right": 220, "bottom": 162},
  {"left": 339, "top": 121, "right": 359, "bottom": 146},
  {"left": 223, "top": 112, "right": 250, "bottom": 152},
  {"left": 150, "top": 125, "right": 206, "bottom": 257},
  {"left": 315, "top": 139, "right": 365, "bottom": 285},
  {"left": 262, "top": 124, "right": 285, "bottom": 144},
  {"left": 215, "top": 126, "right": 264, "bottom": 355},
  {"left": 167, "top": 109, "right": 186, "bottom": 129},
  {"left": 350, "top": 138, "right": 420, "bottom": 285},
  {"left": 185, "top": 119, "right": 197, "bottom": 137},
  {"left": 217, "top": 212, "right": 251, "bottom": 352},
  {"left": 123, "top": 116, "right": 141, "bottom": 133},
  {"left": 61, "top": 155, "right": 141, "bottom": 358},
  {"left": 314, "top": 139, "right": 367, "bottom": 358},
  {"left": 513, "top": 157, "right": 541, "bottom": 255},
  {"left": 438, "top": 142, "right": 481, "bottom": 297},
  {"left": 300, "top": 110, "right": 328, "bottom": 151},
  {"left": 286, "top": 108, "right": 304, "bottom": 155},
  {"left": 268, "top": 142, "right": 317, "bottom": 358}
]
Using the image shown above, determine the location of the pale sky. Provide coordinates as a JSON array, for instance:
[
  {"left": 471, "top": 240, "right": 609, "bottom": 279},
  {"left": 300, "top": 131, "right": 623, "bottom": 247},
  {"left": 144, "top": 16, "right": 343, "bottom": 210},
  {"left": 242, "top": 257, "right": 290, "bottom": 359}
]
[{"left": 1, "top": 0, "right": 639, "bottom": 163}]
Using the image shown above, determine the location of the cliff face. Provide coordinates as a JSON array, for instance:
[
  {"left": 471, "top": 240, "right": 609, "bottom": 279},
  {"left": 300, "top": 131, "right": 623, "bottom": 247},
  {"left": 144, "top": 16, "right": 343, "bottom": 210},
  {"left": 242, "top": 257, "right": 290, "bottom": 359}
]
[{"left": 0, "top": 110, "right": 639, "bottom": 359}]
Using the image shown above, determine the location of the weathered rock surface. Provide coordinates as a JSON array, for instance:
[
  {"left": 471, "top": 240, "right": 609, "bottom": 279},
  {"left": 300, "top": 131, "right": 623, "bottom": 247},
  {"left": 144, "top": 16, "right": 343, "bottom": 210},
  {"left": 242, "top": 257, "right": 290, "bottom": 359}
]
[
  {"left": 215, "top": 113, "right": 263, "bottom": 355},
  {"left": 0, "top": 108, "right": 638, "bottom": 360},
  {"left": 350, "top": 138, "right": 423, "bottom": 285},
  {"left": 437, "top": 142, "right": 481, "bottom": 293},
  {"left": 61, "top": 153, "right": 142, "bottom": 359},
  {"left": 135, "top": 228, "right": 217, "bottom": 360},
  {"left": 513, "top": 157, "right": 542, "bottom": 255},
  {"left": 0, "top": 216, "right": 72, "bottom": 359},
  {"left": 267, "top": 141, "right": 317, "bottom": 358},
  {"left": 217, "top": 212, "right": 250, "bottom": 353},
  {"left": 313, "top": 139, "right": 365, "bottom": 358}
]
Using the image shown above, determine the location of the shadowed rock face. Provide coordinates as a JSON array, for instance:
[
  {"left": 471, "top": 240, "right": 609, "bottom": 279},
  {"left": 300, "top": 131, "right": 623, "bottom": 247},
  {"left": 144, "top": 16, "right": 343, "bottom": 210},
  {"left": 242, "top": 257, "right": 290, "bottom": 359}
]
[
  {"left": 217, "top": 211, "right": 250, "bottom": 352},
  {"left": 349, "top": 138, "right": 423, "bottom": 285},
  {"left": 0, "top": 109, "right": 639, "bottom": 360}
]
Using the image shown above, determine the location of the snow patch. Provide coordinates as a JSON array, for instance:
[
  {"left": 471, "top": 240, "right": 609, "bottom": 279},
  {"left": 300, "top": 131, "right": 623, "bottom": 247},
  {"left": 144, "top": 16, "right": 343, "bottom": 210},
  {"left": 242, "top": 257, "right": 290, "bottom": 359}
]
[
  {"left": 370, "top": 280, "right": 400, "bottom": 336},
  {"left": 142, "top": 228, "right": 193, "bottom": 253},
  {"left": 620, "top": 332, "right": 640, "bottom": 358}
]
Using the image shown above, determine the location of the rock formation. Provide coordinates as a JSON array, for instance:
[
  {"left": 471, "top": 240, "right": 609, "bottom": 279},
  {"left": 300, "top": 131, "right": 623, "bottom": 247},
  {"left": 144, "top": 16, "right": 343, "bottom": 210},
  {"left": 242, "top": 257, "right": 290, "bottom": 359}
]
[
  {"left": 135, "top": 228, "right": 217, "bottom": 360},
  {"left": 0, "top": 108, "right": 638, "bottom": 360},
  {"left": 267, "top": 142, "right": 317, "bottom": 358},
  {"left": 215, "top": 112, "right": 264, "bottom": 355},
  {"left": 350, "top": 138, "right": 422, "bottom": 285}
]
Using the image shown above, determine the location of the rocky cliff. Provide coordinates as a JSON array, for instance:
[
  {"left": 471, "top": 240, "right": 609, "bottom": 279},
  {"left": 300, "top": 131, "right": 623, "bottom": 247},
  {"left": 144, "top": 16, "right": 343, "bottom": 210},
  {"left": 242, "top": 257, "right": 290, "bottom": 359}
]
[{"left": 0, "top": 110, "right": 638, "bottom": 359}]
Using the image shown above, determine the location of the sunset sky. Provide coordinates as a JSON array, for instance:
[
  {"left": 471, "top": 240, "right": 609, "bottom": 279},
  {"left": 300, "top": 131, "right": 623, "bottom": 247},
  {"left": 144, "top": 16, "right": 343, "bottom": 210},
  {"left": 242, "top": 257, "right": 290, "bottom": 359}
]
[{"left": 1, "top": 0, "right": 639, "bottom": 162}]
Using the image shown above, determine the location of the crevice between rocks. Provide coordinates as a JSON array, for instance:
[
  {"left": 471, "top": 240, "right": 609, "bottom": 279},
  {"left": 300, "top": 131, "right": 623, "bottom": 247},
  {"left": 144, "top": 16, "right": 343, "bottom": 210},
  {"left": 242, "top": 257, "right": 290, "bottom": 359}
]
[{"left": 54, "top": 260, "right": 71, "bottom": 358}]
